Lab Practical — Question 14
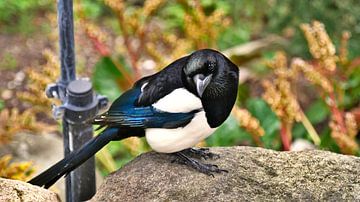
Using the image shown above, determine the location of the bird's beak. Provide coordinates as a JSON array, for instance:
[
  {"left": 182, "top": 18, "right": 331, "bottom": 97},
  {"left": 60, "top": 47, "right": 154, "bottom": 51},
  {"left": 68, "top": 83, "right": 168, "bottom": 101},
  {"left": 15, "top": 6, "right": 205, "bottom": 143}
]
[{"left": 193, "top": 74, "right": 212, "bottom": 97}]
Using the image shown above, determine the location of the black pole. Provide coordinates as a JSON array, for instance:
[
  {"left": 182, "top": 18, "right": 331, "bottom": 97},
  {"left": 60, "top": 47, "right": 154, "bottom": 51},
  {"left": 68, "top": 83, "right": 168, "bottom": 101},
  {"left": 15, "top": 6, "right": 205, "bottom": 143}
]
[
  {"left": 63, "top": 81, "right": 97, "bottom": 201},
  {"left": 58, "top": 0, "right": 76, "bottom": 94},
  {"left": 46, "top": 0, "right": 108, "bottom": 201}
]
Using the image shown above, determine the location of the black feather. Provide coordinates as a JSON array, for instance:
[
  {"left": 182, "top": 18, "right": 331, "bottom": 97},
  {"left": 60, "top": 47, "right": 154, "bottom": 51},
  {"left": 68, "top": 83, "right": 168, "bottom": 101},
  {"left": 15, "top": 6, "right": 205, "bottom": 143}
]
[
  {"left": 181, "top": 49, "right": 239, "bottom": 127},
  {"left": 201, "top": 52, "right": 239, "bottom": 127},
  {"left": 135, "top": 56, "right": 188, "bottom": 106},
  {"left": 93, "top": 86, "right": 199, "bottom": 129},
  {"left": 28, "top": 128, "right": 123, "bottom": 188}
]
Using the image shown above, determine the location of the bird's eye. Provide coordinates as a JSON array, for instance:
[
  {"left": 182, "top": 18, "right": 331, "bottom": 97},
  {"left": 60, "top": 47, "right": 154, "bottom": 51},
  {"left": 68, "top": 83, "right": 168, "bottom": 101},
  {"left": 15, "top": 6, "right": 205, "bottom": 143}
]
[{"left": 207, "top": 62, "right": 215, "bottom": 73}]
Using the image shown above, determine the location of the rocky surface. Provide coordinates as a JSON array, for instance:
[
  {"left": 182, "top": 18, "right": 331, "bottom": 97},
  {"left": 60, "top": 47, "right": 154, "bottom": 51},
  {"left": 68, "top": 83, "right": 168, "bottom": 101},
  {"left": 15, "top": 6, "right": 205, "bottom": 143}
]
[
  {"left": 0, "top": 133, "right": 66, "bottom": 200},
  {"left": 0, "top": 133, "right": 104, "bottom": 201},
  {"left": 93, "top": 146, "right": 360, "bottom": 201},
  {"left": 0, "top": 177, "right": 60, "bottom": 202}
]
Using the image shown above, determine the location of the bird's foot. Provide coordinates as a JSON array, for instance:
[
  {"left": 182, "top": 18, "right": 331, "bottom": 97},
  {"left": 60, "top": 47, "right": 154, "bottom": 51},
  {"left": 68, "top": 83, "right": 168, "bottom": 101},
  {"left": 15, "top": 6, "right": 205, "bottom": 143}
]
[
  {"left": 183, "top": 148, "right": 220, "bottom": 160},
  {"left": 172, "top": 151, "right": 227, "bottom": 177}
]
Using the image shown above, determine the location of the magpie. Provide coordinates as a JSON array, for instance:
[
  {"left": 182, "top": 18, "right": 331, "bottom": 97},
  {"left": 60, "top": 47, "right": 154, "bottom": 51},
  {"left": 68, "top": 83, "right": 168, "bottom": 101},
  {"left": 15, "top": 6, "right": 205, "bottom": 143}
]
[{"left": 28, "top": 49, "right": 239, "bottom": 188}]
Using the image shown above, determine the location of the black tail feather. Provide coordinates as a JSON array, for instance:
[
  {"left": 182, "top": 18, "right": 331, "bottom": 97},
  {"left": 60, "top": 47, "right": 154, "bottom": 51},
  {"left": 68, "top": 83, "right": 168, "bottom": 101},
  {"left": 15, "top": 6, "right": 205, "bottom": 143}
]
[{"left": 28, "top": 127, "right": 119, "bottom": 188}]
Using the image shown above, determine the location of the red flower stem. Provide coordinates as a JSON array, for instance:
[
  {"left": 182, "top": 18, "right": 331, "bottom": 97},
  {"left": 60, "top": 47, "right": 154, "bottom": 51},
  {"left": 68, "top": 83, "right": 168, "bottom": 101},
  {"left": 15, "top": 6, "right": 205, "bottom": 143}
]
[
  {"left": 86, "top": 33, "right": 134, "bottom": 86},
  {"left": 280, "top": 122, "right": 291, "bottom": 151},
  {"left": 328, "top": 92, "right": 347, "bottom": 134}
]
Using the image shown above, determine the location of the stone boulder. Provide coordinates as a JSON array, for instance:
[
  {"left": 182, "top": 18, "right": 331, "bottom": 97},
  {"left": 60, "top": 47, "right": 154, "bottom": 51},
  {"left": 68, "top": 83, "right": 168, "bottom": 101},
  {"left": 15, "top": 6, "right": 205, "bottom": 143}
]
[
  {"left": 92, "top": 146, "right": 360, "bottom": 201},
  {"left": 0, "top": 133, "right": 66, "bottom": 200},
  {"left": 0, "top": 177, "right": 59, "bottom": 202}
]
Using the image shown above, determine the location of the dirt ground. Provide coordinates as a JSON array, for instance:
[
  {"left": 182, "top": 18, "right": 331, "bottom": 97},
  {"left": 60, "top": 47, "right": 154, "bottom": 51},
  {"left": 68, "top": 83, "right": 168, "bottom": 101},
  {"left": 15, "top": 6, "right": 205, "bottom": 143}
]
[{"left": 0, "top": 33, "right": 52, "bottom": 109}]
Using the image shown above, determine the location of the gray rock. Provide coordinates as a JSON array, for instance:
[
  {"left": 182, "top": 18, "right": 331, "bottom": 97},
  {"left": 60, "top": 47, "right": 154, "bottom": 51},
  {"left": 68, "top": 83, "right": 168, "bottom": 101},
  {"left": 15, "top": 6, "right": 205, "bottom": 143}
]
[
  {"left": 0, "top": 177, "right": 60, "bottom": 202},
  {"left": 0, "top": 133, "right": 66, "bottom": 200},
  {"left": 0, "top": 133, "right": 104, "bottom": 201},
  {"left": 92, "top": 146, "right": 360, "bottom": 201}
]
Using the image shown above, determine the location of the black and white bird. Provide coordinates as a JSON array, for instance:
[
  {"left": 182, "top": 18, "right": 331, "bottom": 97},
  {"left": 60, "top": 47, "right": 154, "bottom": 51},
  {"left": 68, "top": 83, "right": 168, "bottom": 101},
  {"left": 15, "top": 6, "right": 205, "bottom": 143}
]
[{"left": 29, "top": 49, "right": 239, "bottom": 188}]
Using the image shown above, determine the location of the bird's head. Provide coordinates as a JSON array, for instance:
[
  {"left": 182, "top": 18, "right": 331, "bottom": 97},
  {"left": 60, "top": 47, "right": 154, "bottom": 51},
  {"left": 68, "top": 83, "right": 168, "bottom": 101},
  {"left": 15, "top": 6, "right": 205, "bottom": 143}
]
[{"left": 183, "top": 49, "right": 239, "bottom": 128}]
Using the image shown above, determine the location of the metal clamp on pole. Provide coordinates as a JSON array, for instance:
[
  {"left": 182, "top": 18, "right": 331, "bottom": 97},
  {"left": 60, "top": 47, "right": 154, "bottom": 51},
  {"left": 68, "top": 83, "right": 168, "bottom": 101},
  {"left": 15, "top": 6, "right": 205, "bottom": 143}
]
[
  {"left": 48, "top": 79, "right": 108, "bottom": 201},
  {"left": 45, "top": 0, "right": 109, "bottom": 201},
  {"left": 62, "top": 79, "right": 107, "bottom": 201}
]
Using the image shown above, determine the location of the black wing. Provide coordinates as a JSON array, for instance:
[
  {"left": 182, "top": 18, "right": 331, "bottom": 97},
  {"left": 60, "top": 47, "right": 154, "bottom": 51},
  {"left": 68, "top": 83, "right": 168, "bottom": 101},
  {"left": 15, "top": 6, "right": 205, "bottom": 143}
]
[
  {"left": 93, "top": 86, "right": 199, "bottom": 129},
  {"left": 134, "top": 55, "right": 189, "bottom": 106}
]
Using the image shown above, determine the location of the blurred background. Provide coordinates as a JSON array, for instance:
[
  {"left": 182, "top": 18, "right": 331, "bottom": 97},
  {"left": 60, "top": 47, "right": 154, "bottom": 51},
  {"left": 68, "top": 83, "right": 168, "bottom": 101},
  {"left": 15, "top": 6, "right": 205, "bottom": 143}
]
[{"left": 0, "top": 0, "right": 359, "bottom": 195}]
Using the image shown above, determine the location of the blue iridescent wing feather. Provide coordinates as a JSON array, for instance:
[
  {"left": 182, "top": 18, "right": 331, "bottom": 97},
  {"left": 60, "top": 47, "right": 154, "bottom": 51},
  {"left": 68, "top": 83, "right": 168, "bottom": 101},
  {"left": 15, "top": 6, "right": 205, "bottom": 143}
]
[{"left": 93, "top": 86, "right": 198, "bottom": 129}]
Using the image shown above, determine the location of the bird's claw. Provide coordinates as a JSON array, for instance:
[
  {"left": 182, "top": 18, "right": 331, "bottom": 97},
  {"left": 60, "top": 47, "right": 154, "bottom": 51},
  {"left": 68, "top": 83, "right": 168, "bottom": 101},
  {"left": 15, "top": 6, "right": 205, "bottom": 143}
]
[
  {"left": 172, "top": 151, "right": 227, "bottom": 177},
  {"left": 185, "top": 148, "right": 220, "bottom": 160},
  {"left": 197, "top": 163, "right": 228, "bottom": 177}
]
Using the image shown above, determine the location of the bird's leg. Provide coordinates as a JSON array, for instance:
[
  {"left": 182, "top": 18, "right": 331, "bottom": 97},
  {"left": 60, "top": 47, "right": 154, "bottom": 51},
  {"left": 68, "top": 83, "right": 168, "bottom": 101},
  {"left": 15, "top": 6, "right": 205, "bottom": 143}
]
[
  {"left": 183, "top": 147, "right": 220, "bottom": 160},
  {"left": 172, "top": 151, "right": 227, "bottom": 177}
]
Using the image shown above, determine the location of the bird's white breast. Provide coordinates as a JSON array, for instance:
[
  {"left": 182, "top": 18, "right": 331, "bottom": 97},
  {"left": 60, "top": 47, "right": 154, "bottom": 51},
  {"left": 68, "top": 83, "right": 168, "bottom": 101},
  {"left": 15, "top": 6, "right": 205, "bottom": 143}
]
[
  {"left": 151, "top": 88, "right": 202, "bottom": 113},
  {"left": 145, "top": 88, "right": 216, "bottom": 153}
]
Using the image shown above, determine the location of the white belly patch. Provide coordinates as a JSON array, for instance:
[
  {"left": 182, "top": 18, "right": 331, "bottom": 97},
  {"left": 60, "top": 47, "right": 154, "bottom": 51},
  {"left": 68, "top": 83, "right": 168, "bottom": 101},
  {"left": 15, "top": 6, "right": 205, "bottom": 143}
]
[
  {"left": 145, "top": 88, "right": 216, "bottom": 153},
  {"left": 151, "top": 88, "right": 202, "bottom": 113},
  {"left": 145, "top": 111, "right": 216, "bottom": 153}
]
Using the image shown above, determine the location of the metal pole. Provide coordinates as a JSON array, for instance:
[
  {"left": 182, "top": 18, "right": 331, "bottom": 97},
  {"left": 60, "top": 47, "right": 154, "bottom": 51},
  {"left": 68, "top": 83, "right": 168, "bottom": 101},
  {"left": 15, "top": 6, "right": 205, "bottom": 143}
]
[
  {"left": 63, "top": 81, "right": 97, "bottom": 201},
  {"left": 57, "top": 0, "right": 76, "bottom": 94},
  {"left": 46, "top": 0, "right": 108, "bottom": 201}
]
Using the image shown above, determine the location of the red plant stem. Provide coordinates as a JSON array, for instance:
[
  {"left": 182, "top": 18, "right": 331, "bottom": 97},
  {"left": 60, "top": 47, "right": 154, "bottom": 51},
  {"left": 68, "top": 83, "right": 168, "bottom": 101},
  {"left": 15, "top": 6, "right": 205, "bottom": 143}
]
[
  {"left": 351, "top": 107, "right": 360, "bottom": 125},
  {"left": 111, "top": 59, "right": 134, "bottom": 87},
  {"left": 328, "top": 92, "right": 347, "bottom": 134},
  {"left": 86, "top": 33, "right": 134, "bottom": 86},
  {"left": 280, "top": 122, "right": 291, "bottom": 151},
  {"left": 87, "top": 34, "right": 111, "bottom": 57}
]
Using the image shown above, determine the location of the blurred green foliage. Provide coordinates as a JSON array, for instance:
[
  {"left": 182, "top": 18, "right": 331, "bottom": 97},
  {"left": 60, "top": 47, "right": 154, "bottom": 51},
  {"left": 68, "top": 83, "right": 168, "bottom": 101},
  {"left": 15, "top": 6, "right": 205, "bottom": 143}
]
[
  {"left": 0, "top": 100, "right": 4, "bottom": 110},
  {"left": 207, "top": 98, "right": 281, "bottom": 150},
  {"left": 264, "top": 0, "right": 360, "bottom": 58},
  {"left": 2, "top": 0, "right": 360, "bottom": 56},
  {"left": 0, "top": 0, "right": 53, "bottom": 34},
  {"left": 343, "top": 67, "right": 360, "bottom": 108},
  {"left": 0, "top": 52, "right": 18, "bottom": 70},
  {"left": 246, "top": 98, "right": 281, "bottom": 150},
  {"left": 293, "top": 100, "right": 330, "bottom": 140},
  {"left": 206, "top": 117, "right": 250, "bottom": 147},
  {"left": 78, "top": 0, "right": 107, "bottom": 20},
  {"left": 93, "top": 57, "right": 124, "bottom": 101}
]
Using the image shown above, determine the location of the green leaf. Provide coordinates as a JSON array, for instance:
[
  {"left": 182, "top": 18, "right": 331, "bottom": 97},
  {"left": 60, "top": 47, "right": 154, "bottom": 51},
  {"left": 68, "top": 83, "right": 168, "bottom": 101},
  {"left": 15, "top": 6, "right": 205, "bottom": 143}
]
[
  {"left": 343, "top": 67, "right": 360, "bottom": 108},
  {"left": 77, "top": 0, "right": 102, "bottom": 19},
  {"left": 319, "top": 127, "right": 340, "bottom": 153},
  {"left": 92, "top": 57, "right": 123, "bottom": 101},
  {"left": 305, "top": 99, "right": 329, "bottom": 124},
  {"left": 0, "top": 99, "right": 4, "bottom": 110},
  {"left": 236, "top": 83, "right": 250, "bottom": 106},
  {"left": 206, "top": 116, "right": 252, "bottom": 147},
  {"left": 246, "top": 98, "right": 281, "bottom": 150},
  {"left": 293, "top": 99, "right": 329, "bottom": 139},
  {"left": 97, "top": 141, "right": 133, "bottom": 176},
  {"left": 160, "top": 3, "right": 186, "bottom": 31},
  {"left": 217, "top": 26, "right": 250, "bottom": 50}
]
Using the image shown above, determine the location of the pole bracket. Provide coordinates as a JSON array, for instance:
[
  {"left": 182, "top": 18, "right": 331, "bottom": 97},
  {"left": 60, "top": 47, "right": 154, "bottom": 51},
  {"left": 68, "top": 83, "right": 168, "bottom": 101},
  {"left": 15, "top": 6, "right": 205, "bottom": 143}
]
[{"left": 46, "top": 79, "right": 109, "bottom": 122}]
